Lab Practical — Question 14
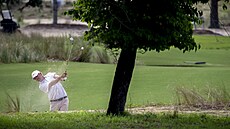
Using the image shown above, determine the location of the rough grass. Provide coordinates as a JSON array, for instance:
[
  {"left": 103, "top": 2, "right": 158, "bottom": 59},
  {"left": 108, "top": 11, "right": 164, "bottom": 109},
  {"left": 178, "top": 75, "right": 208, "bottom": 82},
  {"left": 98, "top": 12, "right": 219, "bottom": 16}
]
[
  {"left": 0, "top": 111, "right": 229, "bottom": 129},
  {"left": 0, "top": 32, "right": 113, "bottom": 64},
  {"left": 5, "top": 92, "right": 21, "bottom": 113},
  {"left": 175, "top": 86, "right": 230, "bottom": 110}
]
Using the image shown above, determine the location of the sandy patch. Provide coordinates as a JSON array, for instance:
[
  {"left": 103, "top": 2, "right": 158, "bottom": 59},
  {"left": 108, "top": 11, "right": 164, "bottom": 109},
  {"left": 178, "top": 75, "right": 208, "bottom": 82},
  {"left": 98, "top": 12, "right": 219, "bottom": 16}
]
[{"left": 19, "top": 23, "right": 89, "bottom": 37}]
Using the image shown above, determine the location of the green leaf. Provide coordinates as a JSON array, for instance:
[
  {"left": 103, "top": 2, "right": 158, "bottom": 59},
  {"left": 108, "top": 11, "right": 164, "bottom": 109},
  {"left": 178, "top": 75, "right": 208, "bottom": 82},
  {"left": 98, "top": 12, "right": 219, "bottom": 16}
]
[{"left": 223, "top": 4, "right": 228, "bottom": 10}]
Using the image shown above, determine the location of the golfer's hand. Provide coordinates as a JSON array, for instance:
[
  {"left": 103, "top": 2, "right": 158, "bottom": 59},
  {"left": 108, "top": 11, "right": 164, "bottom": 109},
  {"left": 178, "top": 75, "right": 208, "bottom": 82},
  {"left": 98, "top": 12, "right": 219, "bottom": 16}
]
[{"left": 61, "top": 71, "right": 67, "bottom": 78}]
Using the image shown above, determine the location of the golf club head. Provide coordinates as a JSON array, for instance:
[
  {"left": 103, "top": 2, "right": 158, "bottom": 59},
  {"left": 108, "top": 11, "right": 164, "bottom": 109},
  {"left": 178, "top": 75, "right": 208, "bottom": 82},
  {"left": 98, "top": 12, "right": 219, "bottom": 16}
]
[{"left": 63, "top": 77, "right": 67, "bottom": 81}]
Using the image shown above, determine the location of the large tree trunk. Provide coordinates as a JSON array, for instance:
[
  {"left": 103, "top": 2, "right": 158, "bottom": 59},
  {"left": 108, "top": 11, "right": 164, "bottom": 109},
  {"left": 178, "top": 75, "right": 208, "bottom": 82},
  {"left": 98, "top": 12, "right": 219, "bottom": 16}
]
[
  {"left": 209, "top": 0, "right": 220, "bottom": 28},
  {"left": 107, "top": 47, "right": 137, "bottom": 115},
  {"left": 53, "top": 0, "right": 58, "bottom": 25}
]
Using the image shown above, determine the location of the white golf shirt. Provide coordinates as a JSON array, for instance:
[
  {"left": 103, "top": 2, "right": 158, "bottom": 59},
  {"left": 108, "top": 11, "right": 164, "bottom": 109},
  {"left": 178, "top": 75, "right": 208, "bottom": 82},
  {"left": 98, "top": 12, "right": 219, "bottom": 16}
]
[{"left": 39, "top": 72, "right": 67, "bottom": 101}]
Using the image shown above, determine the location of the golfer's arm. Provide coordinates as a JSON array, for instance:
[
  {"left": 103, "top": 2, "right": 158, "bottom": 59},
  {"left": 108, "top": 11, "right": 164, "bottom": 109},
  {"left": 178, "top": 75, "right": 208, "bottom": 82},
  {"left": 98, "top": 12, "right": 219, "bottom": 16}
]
[{"left": 48, "top": 76, "right": 62, "bottom": 89}]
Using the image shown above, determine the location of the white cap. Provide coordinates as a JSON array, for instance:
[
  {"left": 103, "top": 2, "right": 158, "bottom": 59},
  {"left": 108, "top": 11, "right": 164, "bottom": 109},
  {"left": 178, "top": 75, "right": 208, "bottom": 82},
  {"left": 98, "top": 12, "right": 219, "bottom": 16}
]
[{"left": 31, "top": 70, "right": 41, "bottom": 79}]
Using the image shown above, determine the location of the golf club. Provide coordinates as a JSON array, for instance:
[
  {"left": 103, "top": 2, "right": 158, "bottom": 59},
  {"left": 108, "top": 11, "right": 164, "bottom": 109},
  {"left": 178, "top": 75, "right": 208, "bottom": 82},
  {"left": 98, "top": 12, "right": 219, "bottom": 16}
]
[
  {"left": 66, "top": 34, "right": 74, "bottom": 66},
  {"left": 63, "top": 34, "right": 74, "bottom": 80}
]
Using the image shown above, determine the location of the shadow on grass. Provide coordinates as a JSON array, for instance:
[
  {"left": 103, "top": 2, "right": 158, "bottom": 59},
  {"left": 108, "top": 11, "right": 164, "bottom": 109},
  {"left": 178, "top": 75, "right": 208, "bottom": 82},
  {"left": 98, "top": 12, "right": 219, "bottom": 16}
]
[
  {"left": 146, "top": 61, "right": 208, "bottom": 67},
  {"left": 146, "top": 64, "right": 207, "bottom": 67}
]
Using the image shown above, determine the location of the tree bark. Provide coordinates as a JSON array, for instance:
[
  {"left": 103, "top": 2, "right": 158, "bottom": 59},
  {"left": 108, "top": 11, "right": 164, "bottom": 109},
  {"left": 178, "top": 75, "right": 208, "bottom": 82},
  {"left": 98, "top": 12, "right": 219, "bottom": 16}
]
[
  {"left": 209, "top": 0, "right": 220, "bottom": 28},
  {"left": 53, "top": 0, "right": 58, "bottom": 25},
  {"left": 107, "top": 46, "right": 137, "bottom": 115}
]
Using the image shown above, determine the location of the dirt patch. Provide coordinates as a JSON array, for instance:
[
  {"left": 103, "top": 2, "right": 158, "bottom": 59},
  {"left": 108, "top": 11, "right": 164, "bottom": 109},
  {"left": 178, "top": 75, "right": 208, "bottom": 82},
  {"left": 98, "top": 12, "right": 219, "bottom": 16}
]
[
  {"left": 127, "top": 106, "right": 230, "bottom": 116},
  {"left": 64, "top": 106, "right": 230, "bottom": 116},
  {"left": 193, "top": 29, "right": 222, "bottom": 35},
  {"left": 193, "top": 27, "right": 230, "bottom": 36}
]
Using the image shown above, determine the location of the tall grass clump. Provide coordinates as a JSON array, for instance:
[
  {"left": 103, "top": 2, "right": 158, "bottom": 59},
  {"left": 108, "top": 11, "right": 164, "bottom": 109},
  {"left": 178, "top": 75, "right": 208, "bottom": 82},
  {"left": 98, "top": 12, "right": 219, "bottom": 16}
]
[
  {"left": 175, "top": 85, "right": 230, "bottom": 110},
  {"left": 87, "top": 46, "right": 112, "bottom": 63},
  {"left": 0, "top": 32, "right": 116, "bottom": 64},
  {"left": 0, "top": 33, "right": 45, "bottom": 63},
  {"left": 64, "top": 37, "right": 116, "bottom": 64},
  {"left": 73, "top": 45, "right": 115, "bottom": 64},
  {"left": 0, "top": 32, "right": 74, "bottom": 63},
  {"left": 5, "top": 92, "right": 21, "bottom": 113},
  {"left": 0, "top": 48, "right": 10, "bottom": 63}
]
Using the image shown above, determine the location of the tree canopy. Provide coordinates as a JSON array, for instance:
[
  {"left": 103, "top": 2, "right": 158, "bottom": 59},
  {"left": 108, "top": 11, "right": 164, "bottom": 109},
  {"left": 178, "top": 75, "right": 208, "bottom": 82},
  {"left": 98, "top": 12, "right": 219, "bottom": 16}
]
[{"left": 66, "top": 0, "right": 209, "bottom": 52}]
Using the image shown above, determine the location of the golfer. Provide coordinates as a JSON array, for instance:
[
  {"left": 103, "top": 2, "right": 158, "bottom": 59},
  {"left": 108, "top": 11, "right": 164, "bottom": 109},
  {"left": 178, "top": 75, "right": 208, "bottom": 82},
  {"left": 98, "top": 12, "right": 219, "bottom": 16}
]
[{"left": 31, "top": 70, "right": 69, "bottom": 111}]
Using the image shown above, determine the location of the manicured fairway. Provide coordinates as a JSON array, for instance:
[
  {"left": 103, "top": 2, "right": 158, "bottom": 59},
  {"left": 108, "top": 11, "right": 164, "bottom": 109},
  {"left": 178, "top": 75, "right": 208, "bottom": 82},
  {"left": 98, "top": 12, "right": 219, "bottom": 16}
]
[{"left": 0, "top": 57, "right": 229, "bottom": 112}]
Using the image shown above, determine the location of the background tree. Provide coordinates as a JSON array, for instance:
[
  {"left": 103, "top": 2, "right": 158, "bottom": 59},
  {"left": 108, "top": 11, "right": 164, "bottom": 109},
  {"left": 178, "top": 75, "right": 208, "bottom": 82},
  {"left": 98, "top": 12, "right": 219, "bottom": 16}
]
[
  {"left": 66, "top": 0, "right": 210, "bottom": 115},
  {"left": 52, "top": 0, "right": 58, "bottom": 24},
  {"left": 209, "top": 0, "right": 220, "bottom": 28},
  {"left": 209, "top": 0, "right": 229, "bottom": 28}
]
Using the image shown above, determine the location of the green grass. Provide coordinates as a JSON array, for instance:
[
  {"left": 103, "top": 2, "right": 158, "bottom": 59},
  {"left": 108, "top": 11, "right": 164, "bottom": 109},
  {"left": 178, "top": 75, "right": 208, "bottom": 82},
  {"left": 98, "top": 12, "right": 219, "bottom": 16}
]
[
  {"left": 1, "top": 62, "right": 230, "bottom": 112},
  {"left": 0, "top": 35, "right": 230, "bottom": 129},
  {"left": 0, "top": 62, "right": 116, "bottom": 112},
  {"left": 194, "top": 36, "right": 230, "bottom": 49},
  {"left": 0, "top": 35, "right": 230, "bottom": 112},
  {"left": 137, "top": 48, "right": 230, "bottom": 66},
  {"left": 0, "top": 112, "right": 229, "bottom": 129},
  {"left": 137, "top": 36, "right": 230, "bottom": 66}
]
